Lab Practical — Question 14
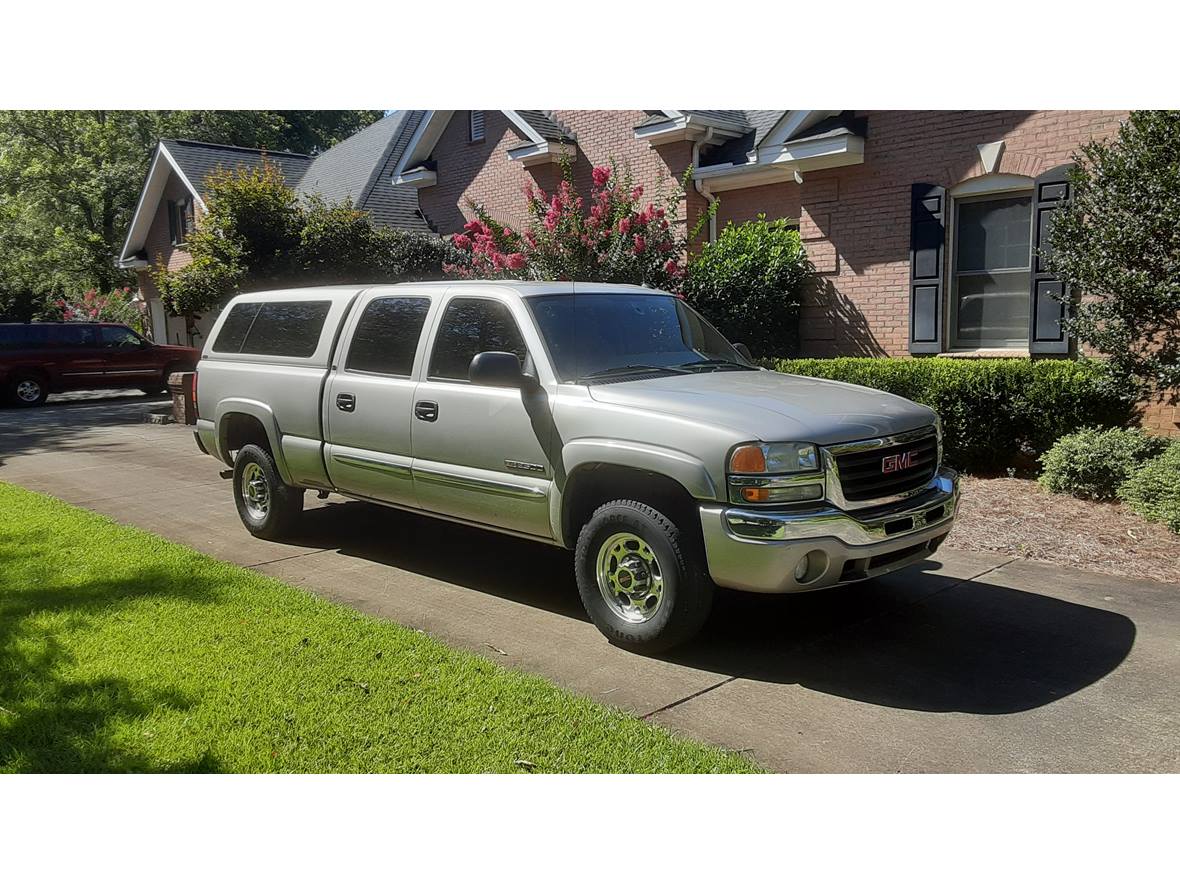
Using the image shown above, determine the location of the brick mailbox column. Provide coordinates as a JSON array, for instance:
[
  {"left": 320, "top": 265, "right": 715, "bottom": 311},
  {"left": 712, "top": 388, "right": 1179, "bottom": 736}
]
[{"left": 168, "top": 372, "right": 197, "bottom": 425}]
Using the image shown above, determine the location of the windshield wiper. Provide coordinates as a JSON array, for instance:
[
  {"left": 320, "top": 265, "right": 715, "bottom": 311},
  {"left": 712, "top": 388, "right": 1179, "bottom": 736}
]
[
  {"left": 580, "top": 364, "right": 693, "bottom": 381},
  {"left": 677, "top": 358, "right": 756, "bottom": 371}
]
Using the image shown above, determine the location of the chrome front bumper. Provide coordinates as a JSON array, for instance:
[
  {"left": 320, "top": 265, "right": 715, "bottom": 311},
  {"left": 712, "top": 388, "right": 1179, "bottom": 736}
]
[{"left": 699, "top": 469, "right": 959, "bottom": 594}]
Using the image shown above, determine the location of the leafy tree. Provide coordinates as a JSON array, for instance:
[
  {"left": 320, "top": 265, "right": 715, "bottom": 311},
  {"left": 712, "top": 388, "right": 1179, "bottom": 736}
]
[
  {"left": 1048, "top": 110, "right": 1180, "bottom": 402},
  {"left": 156, "top": 161, "right": 455, "bottom": 315},
  {"left": 0, "top": 110, "right": 383, "bottom": 315},
  {"left": 683, "top": 216, "right": 813, "bottom": 356},
  {"left": 446, "top": 161, "right": 711, "bottom": 291}
]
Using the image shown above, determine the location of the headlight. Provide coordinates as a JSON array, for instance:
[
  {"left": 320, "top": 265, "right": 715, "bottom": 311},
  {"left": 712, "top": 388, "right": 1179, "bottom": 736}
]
[
  {"left": 728, "top": 441, "right": 823, "bottom": 505},
  {"left": 729, "top": 442, "right": 818, "bottom": 474}
]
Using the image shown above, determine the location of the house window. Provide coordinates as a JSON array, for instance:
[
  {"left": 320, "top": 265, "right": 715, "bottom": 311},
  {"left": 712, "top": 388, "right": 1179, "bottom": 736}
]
[
  {"left": 167, "top": 198, "right": 191, "bottom": 247},
  {"left": 950, "top": 192, "right": 1032, "bottom": 348},
  {"left": 469, "top": 110, "right": 485, "bottom": 143}
]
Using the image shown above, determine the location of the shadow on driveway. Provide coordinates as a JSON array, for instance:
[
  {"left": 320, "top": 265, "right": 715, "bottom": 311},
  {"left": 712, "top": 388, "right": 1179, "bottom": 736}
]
[{"left": 288, "top": 498, "right": 1136, "bottom": 717}]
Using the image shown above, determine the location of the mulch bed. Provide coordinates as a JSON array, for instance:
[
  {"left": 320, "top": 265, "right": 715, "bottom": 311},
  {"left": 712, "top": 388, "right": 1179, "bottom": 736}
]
[{"left": 945, "top": 476, "right": 1180, "bottom": 585}]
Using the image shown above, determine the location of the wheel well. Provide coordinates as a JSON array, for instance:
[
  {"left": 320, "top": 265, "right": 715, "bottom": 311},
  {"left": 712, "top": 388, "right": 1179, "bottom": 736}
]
[
  {"left": 562, "top": 464, "right": 701, "bottom": 549},
  {"left": 220, "top": 412, "right": 272, "bottom": 461}
]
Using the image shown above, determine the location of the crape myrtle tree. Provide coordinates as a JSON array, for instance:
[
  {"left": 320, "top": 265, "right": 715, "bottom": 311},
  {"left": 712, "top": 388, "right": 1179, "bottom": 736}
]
[
  {"left": 155, "top": 161, "right": 457, "bottom": 316},
  {"left": 444, "top": 161, "right": 712, "bottom": 291},
  {"left": 1047, "top": 110, "right": 1180, "bottom": 403}
]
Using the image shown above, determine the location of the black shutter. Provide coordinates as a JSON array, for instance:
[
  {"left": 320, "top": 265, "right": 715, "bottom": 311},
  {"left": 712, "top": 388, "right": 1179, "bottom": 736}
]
[
  {"left": 909, "top": 183, "right": 946, "bottom": 354},
  {"left": 167, "top": 200, "right": 177, "bottom": 244},
  {"left": 1029, "top": 163, "right": 1075, "bottom": 354}
]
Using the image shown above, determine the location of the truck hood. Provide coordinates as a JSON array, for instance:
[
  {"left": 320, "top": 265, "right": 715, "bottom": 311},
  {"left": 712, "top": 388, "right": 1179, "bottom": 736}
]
[{"left": 586, "top": 369, "right": 937, "bottom": 445}]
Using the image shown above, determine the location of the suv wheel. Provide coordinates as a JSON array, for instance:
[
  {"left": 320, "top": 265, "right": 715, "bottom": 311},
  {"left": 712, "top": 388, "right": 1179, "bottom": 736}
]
[
  {"left": 141, "top": 362, "right": 186, "bottom": 395},
  {"left": 232, "top": 444, "right": 304, "bottom": 540},
  {"left": 575, "top": 499, "right": 714, "bottom": 653},
  {"left": 8, "top": 373, "right": 49, "bottom": 407}
]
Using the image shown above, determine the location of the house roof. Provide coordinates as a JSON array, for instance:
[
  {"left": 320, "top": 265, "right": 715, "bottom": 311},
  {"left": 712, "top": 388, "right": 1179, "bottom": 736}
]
[
  {"left": 161, "top": 139, "right": 313, "bottom": 196},
  {"left": 296, "top": 110, "right": 430, "bottom": 231},
  {"left": 514, "top": 111, "right": 576, "bottom": 144},
  {"left": 120, "top": 114, "right": 431, "bottom": 266}
]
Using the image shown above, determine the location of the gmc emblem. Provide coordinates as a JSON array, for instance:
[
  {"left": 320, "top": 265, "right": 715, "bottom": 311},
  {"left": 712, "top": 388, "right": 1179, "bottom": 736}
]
[{"left": 882, "top": 450, "right": 919, "bottom": 474}]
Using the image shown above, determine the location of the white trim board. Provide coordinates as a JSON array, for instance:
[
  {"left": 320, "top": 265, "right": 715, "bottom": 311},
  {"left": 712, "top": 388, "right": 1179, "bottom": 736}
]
[{"left": 118, "top": 143, "right": 207, "bottom": 267}]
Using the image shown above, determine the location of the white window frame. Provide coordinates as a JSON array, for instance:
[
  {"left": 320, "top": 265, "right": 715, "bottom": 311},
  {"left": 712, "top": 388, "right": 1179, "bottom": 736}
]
[{"left": 945, "top": 174, "right": 1035, "bottom": 353}]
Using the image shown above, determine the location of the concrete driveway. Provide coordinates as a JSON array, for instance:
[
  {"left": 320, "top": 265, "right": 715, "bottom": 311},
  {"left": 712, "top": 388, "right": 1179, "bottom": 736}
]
[{"left": 2, "top": 393, "right": 1177, "bottom": 772}]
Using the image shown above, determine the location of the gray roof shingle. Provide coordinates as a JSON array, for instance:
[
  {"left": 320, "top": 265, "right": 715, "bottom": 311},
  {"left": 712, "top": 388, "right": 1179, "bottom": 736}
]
[
  {"left": 514, "top": 110, "right": 576, "bottom": 144},
  {"left": 161, "top": 113, "right": 431, "bottom": 233},
  {"left": 162, "top": 139, "right": 313, "bottom": 195}
]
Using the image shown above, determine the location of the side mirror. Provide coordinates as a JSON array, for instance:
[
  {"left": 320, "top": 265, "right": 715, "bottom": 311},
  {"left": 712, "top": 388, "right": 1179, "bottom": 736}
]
[
  {"left": 469, "top": 351, "right": 524, "bottom": 388},
  {"left": 733, "top": 342, "right": 753, "bottom": 361}
]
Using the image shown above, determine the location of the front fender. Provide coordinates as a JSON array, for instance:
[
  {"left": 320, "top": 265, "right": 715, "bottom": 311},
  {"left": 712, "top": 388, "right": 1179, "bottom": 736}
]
[{"left": 552, "top": 438, "right": 719, "bottom": 544}]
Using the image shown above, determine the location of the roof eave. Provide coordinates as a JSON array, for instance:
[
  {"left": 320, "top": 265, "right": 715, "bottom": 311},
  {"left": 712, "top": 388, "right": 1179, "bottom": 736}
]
[
  {"left": 634, "top": 113, "right": 747, "bottom": 146},
  {"left": 507, "top": 141, "right": 577, "bottom": 167},
  {"left": 695, "top": 133, "right": 865, "bottom": 192}
]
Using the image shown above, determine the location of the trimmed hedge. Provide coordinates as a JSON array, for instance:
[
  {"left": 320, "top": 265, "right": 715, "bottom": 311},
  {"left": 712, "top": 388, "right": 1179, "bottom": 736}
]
[
  {"left": 1118, "top": 442, "right": 1180, "bottom": 533},
  {"left": 768, "top": 357, "right": 1132, "bottom": 472},
  {"left": 1038, "top": 427, "right": 1169, "bottom": 500}
]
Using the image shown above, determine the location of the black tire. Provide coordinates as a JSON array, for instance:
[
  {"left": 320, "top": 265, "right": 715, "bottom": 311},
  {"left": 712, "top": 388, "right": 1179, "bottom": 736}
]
[
  {"left": 232, "top": 443, "right": 304, "bottom": 540},
  {"left": 8, "top": 372, "right": 49, "bottom": 407},
  {"left": 575, "top": 499, "right": 714, "bottom": 653}
]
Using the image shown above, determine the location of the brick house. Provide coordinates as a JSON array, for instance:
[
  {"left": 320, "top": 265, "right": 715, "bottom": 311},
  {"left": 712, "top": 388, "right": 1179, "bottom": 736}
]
[
  {"left": 388, "top": 110, "right": 1174, "bottom": 434},
  {"left": 118, "top": 110, "right": 430, "bottom": 347}
]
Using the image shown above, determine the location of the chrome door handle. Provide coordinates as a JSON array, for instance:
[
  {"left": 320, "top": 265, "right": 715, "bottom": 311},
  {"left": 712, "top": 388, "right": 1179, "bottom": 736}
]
[
  {"left": 414, "top": 400, "right": 438, "bottom": 422},
  {"left": 336, "top": 393, "right": 356, "bottom": 412}
]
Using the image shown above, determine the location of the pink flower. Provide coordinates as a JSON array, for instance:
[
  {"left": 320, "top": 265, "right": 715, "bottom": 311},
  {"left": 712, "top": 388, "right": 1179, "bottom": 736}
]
[
  {"left": 491, "top": 252, "right": 506, "bottom": 270},
  {"left": 631, "top": 186, "right": 644, "bottom": 200},
  {"left": 591, "top": 166, "right": 611, "bottom": 187},
  {"left": 633, "top": 235, "right": 646, "bottom": 254},
  {"left": 618, "top": 217, "right": 631, "bottom": 235},
  {"left": 505, "top": 252, "right": 527, "bottom": 270},
  {"left": 501, "top": 228, "right": 513, "bottom": 240},
  {"left": 544, "top": 211, "right": 559, "bottom": 232},
  {"left": 452, "top": 234, "right": 472, "bottom": 250},
  {"left": 664, "top": 258, "right": 680, "bottom": 275},
  {"left": 524, "top": 183, "right": 535, "bottom": 201}
]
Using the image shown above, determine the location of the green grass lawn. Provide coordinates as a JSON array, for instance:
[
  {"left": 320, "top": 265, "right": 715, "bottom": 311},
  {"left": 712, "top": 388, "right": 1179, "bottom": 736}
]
[{"left": 0, "top": 482, "right": 756, "bottom": 773}]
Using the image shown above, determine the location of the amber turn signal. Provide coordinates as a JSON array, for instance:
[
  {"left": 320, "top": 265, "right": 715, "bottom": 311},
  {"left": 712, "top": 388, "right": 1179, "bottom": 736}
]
[{"left": 729, "top": 445, "right": 767, "bottom": 474}]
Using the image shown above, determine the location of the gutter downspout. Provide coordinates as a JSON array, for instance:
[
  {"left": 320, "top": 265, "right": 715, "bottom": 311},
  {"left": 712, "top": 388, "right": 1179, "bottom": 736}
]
[{"left": 691, "top": 127, "right": 718, "bottom": 244}]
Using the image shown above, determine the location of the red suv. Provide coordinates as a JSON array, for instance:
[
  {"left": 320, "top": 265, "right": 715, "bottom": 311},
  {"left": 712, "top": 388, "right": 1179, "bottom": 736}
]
[{"left": 0, "top": 322, "right": 200, "bottom": 407}]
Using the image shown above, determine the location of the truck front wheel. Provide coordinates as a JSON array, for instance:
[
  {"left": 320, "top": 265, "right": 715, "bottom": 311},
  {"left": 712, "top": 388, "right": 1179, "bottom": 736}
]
[
  {"left": 232, "top": 444, "right": 304, "bottom": 540},
  {"left": 575, "top": 499, "right": 714, "bottom": 653}
]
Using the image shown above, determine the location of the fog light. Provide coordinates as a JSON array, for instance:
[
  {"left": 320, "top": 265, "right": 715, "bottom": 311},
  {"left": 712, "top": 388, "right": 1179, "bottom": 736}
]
[{"left": 794, "top": 555, "right": 810, "bottom": 582}]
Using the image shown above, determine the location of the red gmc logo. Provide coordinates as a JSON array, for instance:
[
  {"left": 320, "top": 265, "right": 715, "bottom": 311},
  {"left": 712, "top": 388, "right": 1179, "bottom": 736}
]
[{"left": 882, "top": 450, "right": 919, "bottom": 474}]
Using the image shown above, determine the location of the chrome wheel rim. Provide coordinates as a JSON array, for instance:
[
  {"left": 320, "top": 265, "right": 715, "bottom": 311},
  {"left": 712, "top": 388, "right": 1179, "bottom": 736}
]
[
  {"left": 596, "top": 532, "right": 665, "bottom": 624},
  {"left": 15, "top": 379, "right": 41, "bottom": 402},
  {"left": 241, "top": 462, "right": 270, "bottom": 520}
]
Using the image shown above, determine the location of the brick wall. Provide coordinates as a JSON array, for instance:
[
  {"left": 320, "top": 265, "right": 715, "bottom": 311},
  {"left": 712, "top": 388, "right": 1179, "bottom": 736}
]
[
  {"left": 417, "top": 110, "right": 699, "bottom": 237},
  {"left": 135, "top": 172, "right": 208, "bottom": 346}
]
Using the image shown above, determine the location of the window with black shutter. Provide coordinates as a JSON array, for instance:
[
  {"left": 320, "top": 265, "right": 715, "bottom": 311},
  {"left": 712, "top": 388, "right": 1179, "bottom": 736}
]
[{"left": 469, "top": 111, "right": 485, "bottom": 143}]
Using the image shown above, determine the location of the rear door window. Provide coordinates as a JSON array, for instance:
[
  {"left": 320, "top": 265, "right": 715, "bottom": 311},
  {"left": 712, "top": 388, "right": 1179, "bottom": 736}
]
[
  {"left": 346, "top": 297, "right": 430, "bottom": 376},
  {"left": 214, "top": 300, "right": 331, "bottom": 357},
  {"left": 428, "top": 298, "right": 526, "bottom": 381}
]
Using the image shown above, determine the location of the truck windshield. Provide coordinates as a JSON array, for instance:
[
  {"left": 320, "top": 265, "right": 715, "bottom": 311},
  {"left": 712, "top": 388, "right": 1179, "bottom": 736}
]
[{"left": 527, "top": 292, "right": 756, "bottom": 383}]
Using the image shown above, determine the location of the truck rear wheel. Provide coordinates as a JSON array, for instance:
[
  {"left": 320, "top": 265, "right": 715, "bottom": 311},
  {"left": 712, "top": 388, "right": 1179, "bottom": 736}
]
[
  {"left": 575, "top": 499, "right": 714, "bottom": 653},
  {"left": 232, "top": 444, "right": 304, "bottom": 540}
]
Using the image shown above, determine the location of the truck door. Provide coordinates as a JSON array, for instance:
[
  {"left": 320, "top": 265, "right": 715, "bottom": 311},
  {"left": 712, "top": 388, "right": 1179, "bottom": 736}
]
[
  {"left": 410, "top": 293, "right": 554, "bottom": 539},
  {"left": 99, "top": 324, "right": 159, "bottom": 385},
  {"left": 323, "top": 292, "right": 432, "bottom": 507}
]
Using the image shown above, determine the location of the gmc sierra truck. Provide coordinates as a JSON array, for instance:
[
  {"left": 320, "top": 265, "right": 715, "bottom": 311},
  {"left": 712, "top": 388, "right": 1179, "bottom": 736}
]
[{"left": 193, "top": 282, "right": 959, "bottom": 651}]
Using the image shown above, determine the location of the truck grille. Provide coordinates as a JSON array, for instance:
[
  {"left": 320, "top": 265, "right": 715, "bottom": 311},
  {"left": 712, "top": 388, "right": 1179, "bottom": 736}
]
[{"left": 831, "top": 430, "right": 939, "bottom": 503}]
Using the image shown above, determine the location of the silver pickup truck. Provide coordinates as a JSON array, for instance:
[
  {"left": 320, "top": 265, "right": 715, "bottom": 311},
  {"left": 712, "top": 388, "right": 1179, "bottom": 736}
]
[{"left": 194, "top": 281, "right": 959, "bottom": 651}]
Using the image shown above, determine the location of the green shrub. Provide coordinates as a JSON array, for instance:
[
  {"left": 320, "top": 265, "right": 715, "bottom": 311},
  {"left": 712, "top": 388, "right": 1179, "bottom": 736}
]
[
  {"left": 684, "top": 216, "right": 813, "bottom": 357},
  {"left": 769, "top": 357, "right": 1133, "bottom": 472},
  {"left": 1038, "top": 427, "right": 1169, "bottom": 499},
  {"left": 1118, "top": 442, "right": 1180, "bottom": 533}
]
